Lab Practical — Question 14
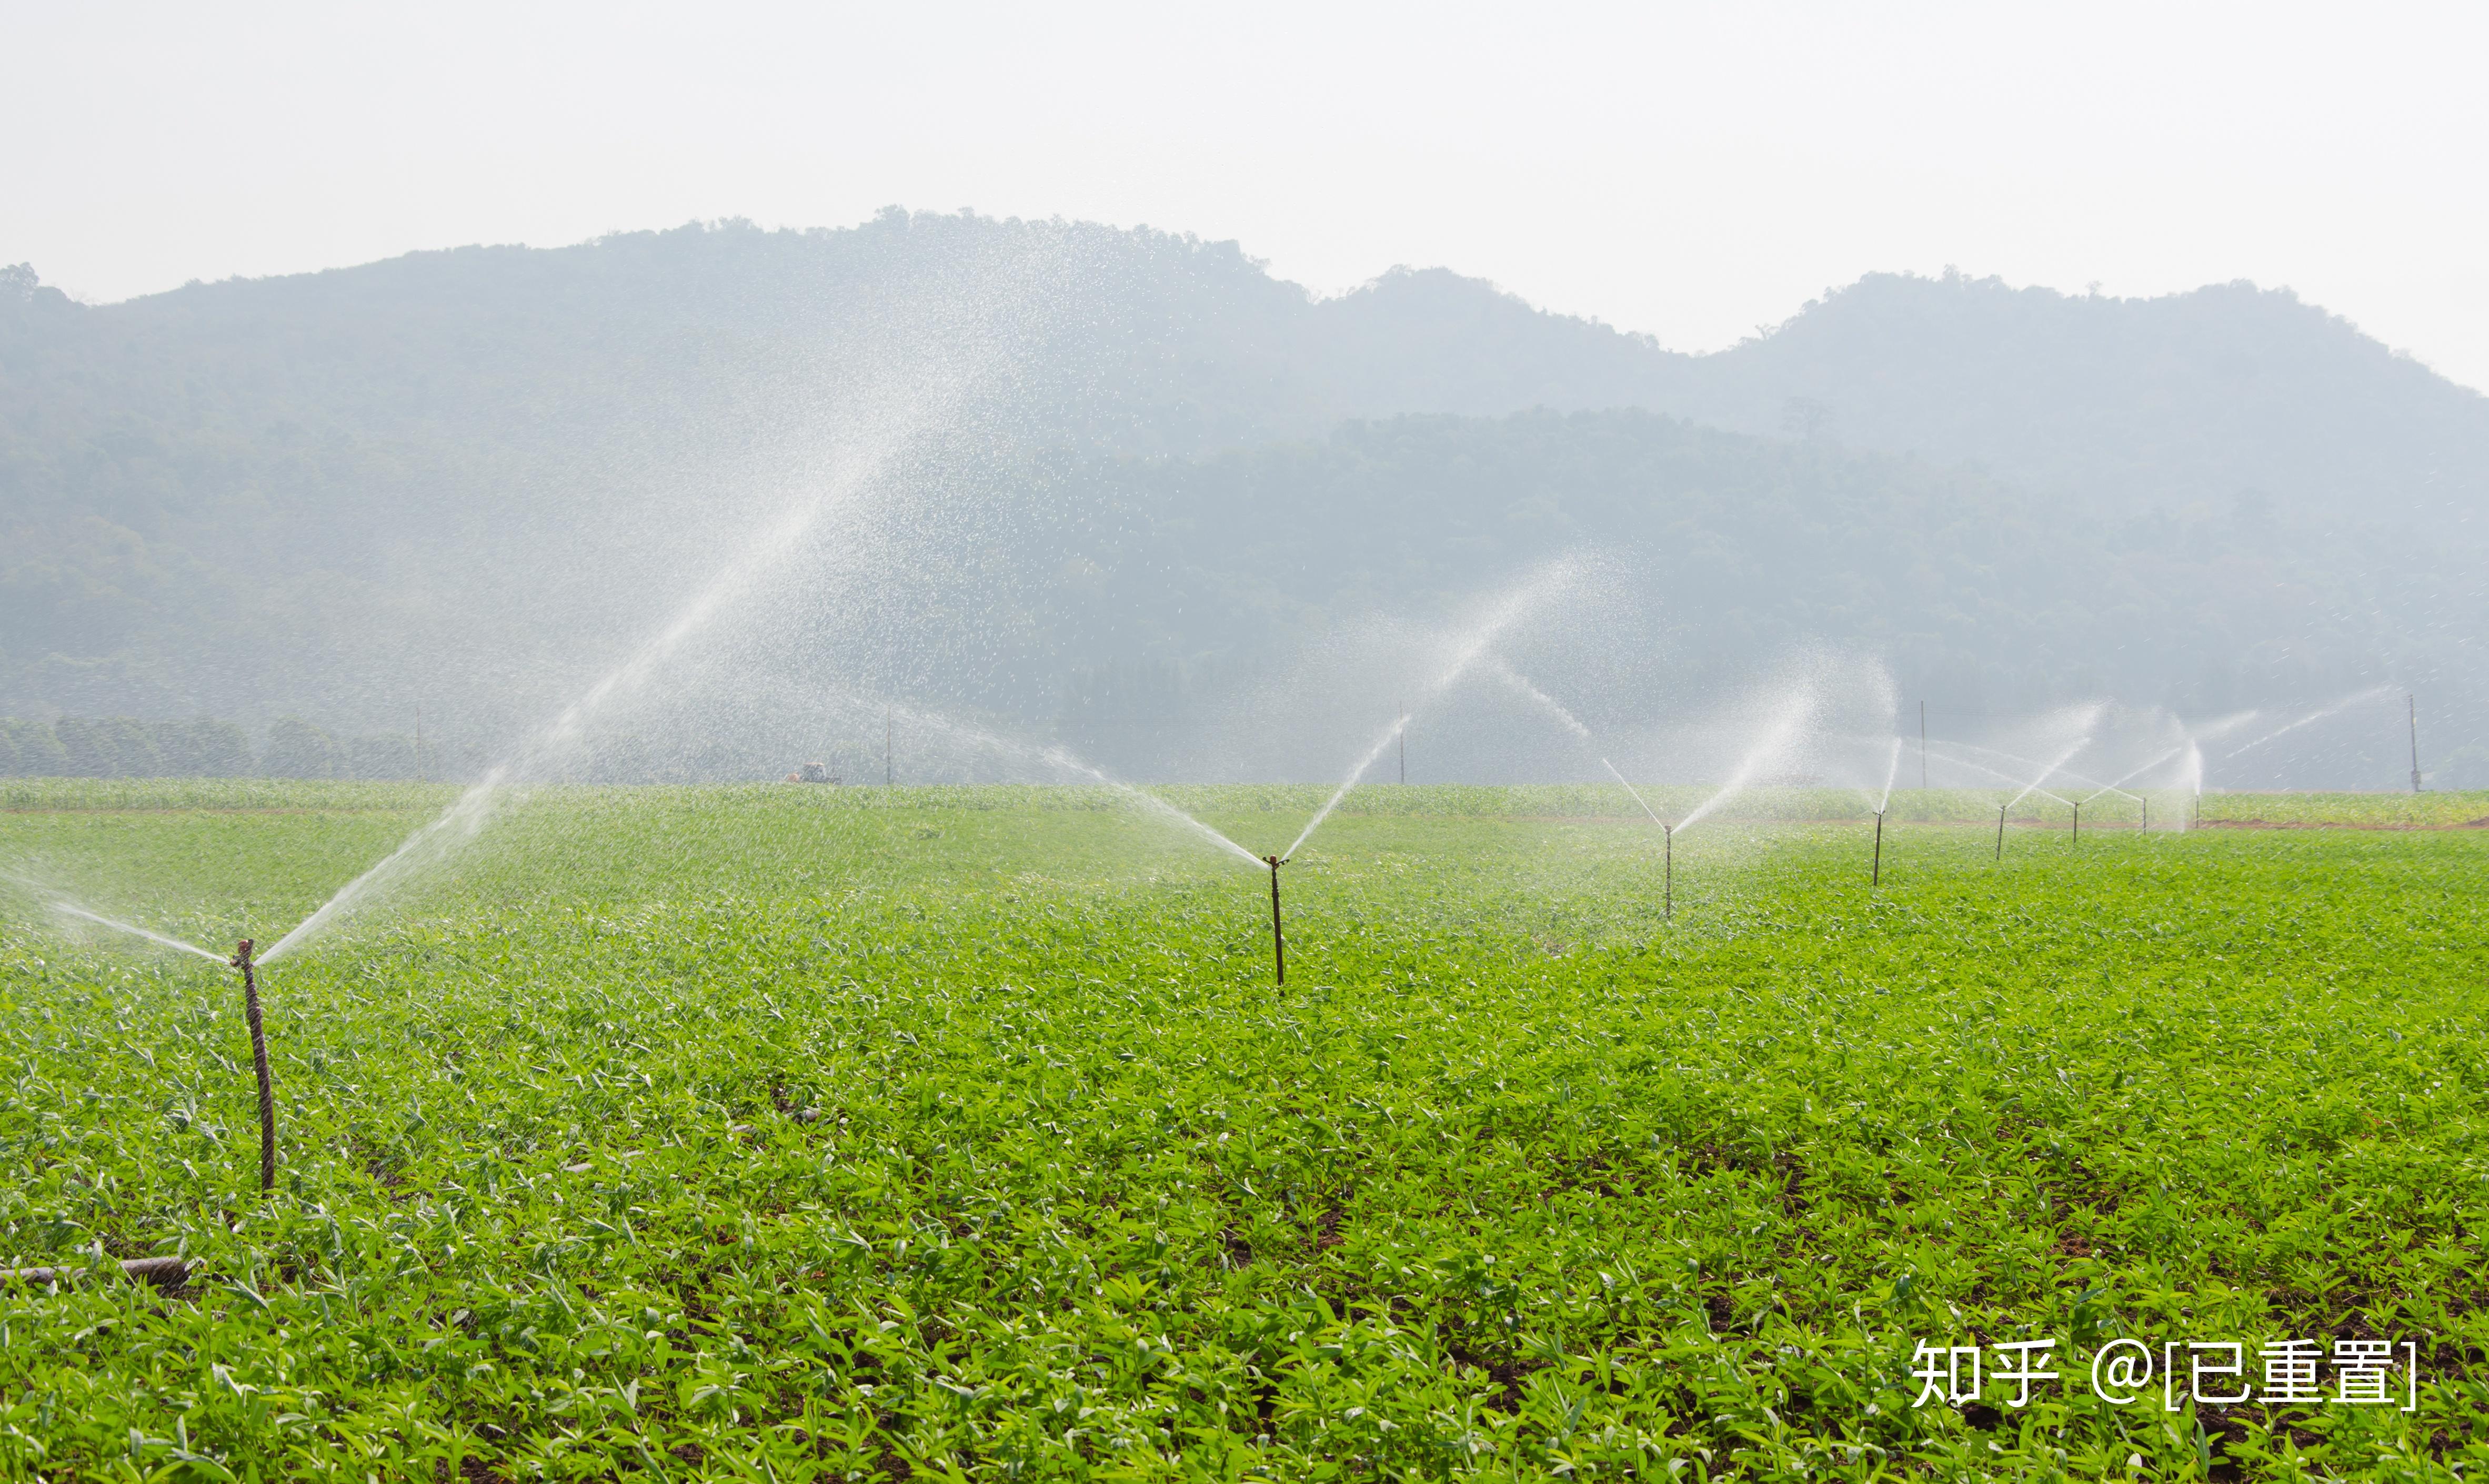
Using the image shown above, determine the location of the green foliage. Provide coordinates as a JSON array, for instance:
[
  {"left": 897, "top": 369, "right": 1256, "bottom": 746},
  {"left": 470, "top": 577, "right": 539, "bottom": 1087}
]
[
  {"left": 0, "top": 785, "right": 2483, "bottom": 1477},
  {"left": 2194, "top": 792, "right": 2489, "bottom": 827},
  {"left": 0, "top": 716, "right": 436, "bottom": 781},
  {"left": 7, "top": 715, "right": 254, "bottom": 779},
  {"left": 1027, "top": 413, "right": 2432, "bottom": 750},
  {"left": 53, "top": 715, "right": 163, "bottom": 777},
  {"left": 257, "top": 715, "right": 346, "bottom": 780},
  {"left": 0, "top": 718, "right": 68, "bottom": 776}
]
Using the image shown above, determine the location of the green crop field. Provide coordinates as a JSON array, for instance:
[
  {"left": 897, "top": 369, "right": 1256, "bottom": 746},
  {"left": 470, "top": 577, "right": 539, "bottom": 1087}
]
[{"left": 3, "top": 784, "right": 2487, "bottom": 1481}]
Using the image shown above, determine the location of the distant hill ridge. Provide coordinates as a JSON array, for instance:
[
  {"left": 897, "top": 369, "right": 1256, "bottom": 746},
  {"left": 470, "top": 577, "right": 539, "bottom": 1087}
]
[
  {"left": 12, "top": 214, "right": 2482, "bottom": 505},
  {"left": 2, "top": 212, "right": 2483, "bottom": 765}
]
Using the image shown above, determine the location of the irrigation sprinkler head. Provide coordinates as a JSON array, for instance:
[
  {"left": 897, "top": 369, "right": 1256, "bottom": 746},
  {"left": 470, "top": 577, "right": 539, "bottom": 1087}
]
[{"left": 230, "top": 938, "right": 254, "bottom": 970}]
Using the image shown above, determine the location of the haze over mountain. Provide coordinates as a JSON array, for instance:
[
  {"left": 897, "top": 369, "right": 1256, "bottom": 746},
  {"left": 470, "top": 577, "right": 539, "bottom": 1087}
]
[{"left": 4, "top": 211, "right": 2483, "bottom": 783}]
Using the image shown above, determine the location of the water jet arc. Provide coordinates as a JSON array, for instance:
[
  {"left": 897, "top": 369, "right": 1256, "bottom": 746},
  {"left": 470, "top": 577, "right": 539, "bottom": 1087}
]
[
  {"left": 46, "top": 901, "right": 222, "bottom": 962},
  {"left": 1597, "top": 758, "right": 1673, "bottom": 921},
  {"left": 1287, "top": 562, "right": 1574, "bottom": 861}
]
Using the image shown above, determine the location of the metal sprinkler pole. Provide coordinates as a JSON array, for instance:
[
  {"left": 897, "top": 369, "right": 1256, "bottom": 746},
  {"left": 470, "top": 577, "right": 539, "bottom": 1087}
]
[
  {"left": 2071, "top": 801, "right": 2080, "bottom": 843},
  {"left": 1265, "top": 856, "right": 1286, "bottom": 985},
  {"left": 230, "top": 940, "right": 276, "bottom": 1194},
  {"left": 1663, "top": 824, "right": 1673, "bottom": 921},
  {"left": 1995, "top": 804, "right": 2006, "bottom": 860},
  {"left": 2410, "top": 694, "right": 2423, "bottom": 793},
  {"left": 1872, "top": 811, "right": 1884, "bottom": 886},
  {"left": 2141, "top": 798, "right": 2149, "bottom": 833}
]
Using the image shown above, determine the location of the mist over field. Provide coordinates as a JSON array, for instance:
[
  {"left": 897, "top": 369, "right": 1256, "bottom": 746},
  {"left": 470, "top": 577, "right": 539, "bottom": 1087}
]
[{"left": 5, "top": 213, "right": 2485, "bottom": 789}]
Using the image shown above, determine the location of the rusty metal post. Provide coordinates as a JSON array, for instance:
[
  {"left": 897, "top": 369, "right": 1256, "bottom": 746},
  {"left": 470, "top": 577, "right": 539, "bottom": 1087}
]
[
  {"left": 232, "top": 940, "right": 275, "bottom": 1194},
  {"left": 1872, "top": 811, "right": 1884, "bottom": 886},
  {"left": 1995, "top": 804, "right": 2006, "bottom": 860},
  {"left": 2071, "top": 801, "right": 2080, "bottom": 843},
  {"left": 1663, "top": 824, "right": 1673, "bottom": 921},
  {"left": 1264, "top": 856, "right": 1286, "bottom": 985}
]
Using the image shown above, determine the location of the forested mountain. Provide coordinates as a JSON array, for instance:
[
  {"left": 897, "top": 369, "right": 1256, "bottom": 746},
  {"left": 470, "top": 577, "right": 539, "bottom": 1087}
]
[
  {"left": 968, "top": 411, "right": 2451, "bottom": 780},
  {"left": 1667, "top": 271, "right": 2489, "bottom": 521},
  {"left": 3, "top": 213, "right": 2483, "bottom": 780}
]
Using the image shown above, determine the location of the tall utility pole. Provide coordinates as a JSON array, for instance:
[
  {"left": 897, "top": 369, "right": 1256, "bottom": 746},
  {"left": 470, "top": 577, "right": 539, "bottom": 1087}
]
[
  {"left": 1920, "top": 701, "right": 1928, "bottom": 790},
  {"left": 2410, "top": 694, "right": 2423, "bottom": 793}
]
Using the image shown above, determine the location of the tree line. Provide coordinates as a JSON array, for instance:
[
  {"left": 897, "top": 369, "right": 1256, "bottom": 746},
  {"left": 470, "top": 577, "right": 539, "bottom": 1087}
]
[{"left": 0, "top": 715, "right": 447, "bottom": 779}]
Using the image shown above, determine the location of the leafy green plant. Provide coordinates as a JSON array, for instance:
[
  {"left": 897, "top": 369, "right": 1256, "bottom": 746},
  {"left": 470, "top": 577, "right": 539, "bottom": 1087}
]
[{"left": 1, "top": 785, "right": 2483, "bottom": 1478}]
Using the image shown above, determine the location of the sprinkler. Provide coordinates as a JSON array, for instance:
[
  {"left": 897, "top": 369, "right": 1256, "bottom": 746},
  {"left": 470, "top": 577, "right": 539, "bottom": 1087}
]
[
  {"left": 1264, "top": 855, "right": 1287, "bottom": 986},
  {"left": 1663, "top": 824, "right": 1673, "bottom": 921},
  {"left": 1872, "top": 810, "right": 1884, "bottom": 886},
  {"left": 1995, "top": 804, "right": 2007, "bottom": 860},
  {"left": 229, "top": 940, "right": 276, "bottom": 1194},
  {"left": 1597, "top": 758, "right": 1673, "bottom": 923},
  {"left": 2410, "top": 693, "right": 2423, "bottom": 793},
  {"left": 2140, "top": 797, "right": 2149, "bottom": 833},
  {"left": 2071, "top": 800, "right": 2080, "bottom": 843}
]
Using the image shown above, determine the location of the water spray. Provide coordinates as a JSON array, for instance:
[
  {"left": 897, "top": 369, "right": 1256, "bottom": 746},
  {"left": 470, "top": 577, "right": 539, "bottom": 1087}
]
[
  {"left": 230, "top": 940, "right": 276, "bottom": 1194},
  {"left": 1598, "top": 758, "right": 1675, "bottom": 922},
  {"left": 1870, "top": 737, "right": 1903, "bottom": 886},
  {"left": 1287, "top": 561, "right": 1576, "bottom": 861},
  {"left": 1264, "top": 856, "right": 1287, "bottom": 985},
  {"left": 2220, "top": 685, "right": 2396, "bottom": 764},
  {"left": 46, "top": 900, "right": 224, "bottom": 963},
  {"left": 23, "top": 895, "right": 276, "bottom": 1195}
]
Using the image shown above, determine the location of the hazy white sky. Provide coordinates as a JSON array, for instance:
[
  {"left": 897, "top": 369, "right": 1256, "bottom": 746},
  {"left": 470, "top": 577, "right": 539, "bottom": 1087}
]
[{"left": 6, "top": 1, "right": 2485, "bottom": 388}]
